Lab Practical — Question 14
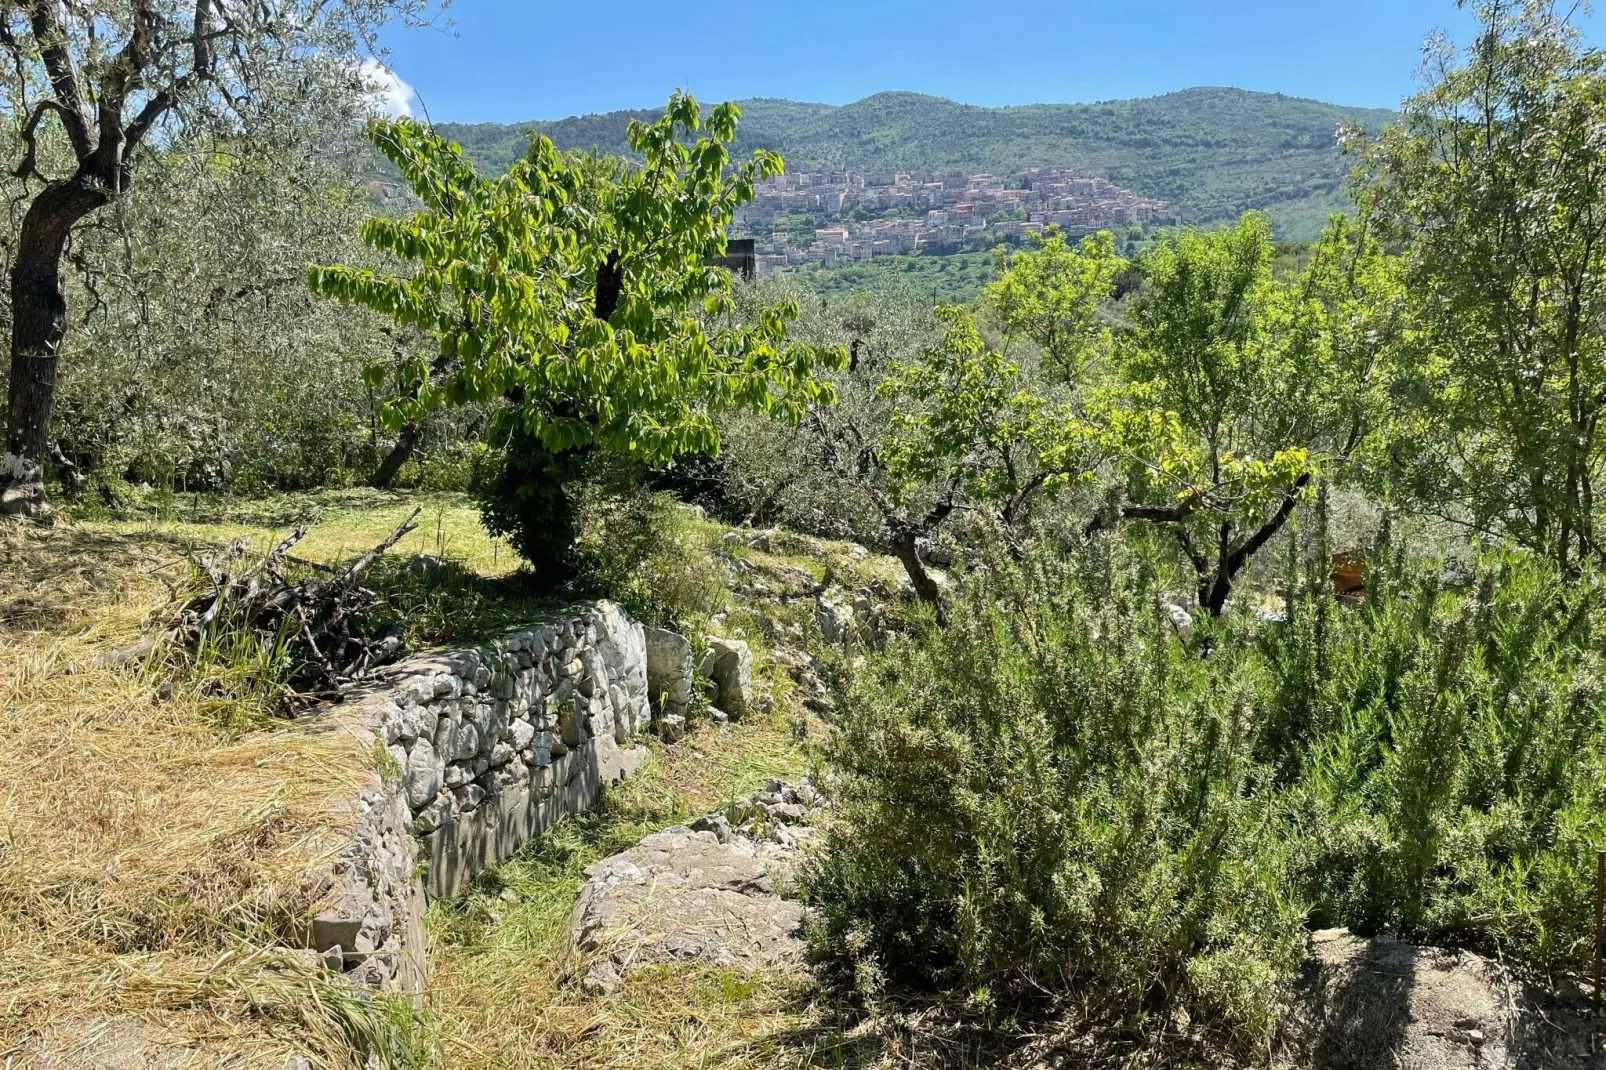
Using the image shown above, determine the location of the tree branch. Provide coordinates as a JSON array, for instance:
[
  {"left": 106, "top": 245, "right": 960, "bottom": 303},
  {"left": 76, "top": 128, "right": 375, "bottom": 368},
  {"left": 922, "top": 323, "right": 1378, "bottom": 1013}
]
[
  {"left": 1223, "top": 471, "right": 1313, "bottom": 580},
  {"left": 21, "top": 0, "right": 93, "bottom": 161},
  {"left": 12, "top": 99, "right": 78, "bottom": 180},
  {"left": 123, "top": 0, "right": 222, "bottom": 160}
]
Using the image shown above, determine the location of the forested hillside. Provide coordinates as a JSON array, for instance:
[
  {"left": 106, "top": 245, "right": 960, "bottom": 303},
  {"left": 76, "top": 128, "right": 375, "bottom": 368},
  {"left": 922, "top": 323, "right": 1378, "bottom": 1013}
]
[{"left": 436, "top": 87, "right": 1397, "bottom": 239}]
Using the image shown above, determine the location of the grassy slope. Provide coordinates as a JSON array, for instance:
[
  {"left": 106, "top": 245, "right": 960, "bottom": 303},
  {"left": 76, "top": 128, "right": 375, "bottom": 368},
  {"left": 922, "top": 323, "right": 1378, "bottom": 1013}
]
[
  {"left": 4, "top": 489, "right": 901, "bottom": 1068},
  {"left": 422, "top": 524, "right": 914, "bottom": 1069},
  {"left": 434, "top": 87, "right": 1396, "bottom": 240},
  {"left": 0, "top": 493, "right": 467, "bottom": 1067}
]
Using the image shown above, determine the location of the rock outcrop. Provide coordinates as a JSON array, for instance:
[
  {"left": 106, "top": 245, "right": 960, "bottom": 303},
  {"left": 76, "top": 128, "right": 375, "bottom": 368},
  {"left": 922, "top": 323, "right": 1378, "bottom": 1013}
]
[
  {"left": 1285, "top": 928, "right": 1598, "bottom": 1069},
  {"left": 567, "top": 779, "right": 823, "bottom": 993}
]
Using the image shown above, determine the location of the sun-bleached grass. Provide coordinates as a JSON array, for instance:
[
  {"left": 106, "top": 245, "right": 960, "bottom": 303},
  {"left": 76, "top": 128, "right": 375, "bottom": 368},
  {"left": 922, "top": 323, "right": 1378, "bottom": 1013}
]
[
  {"left": 0, "top": 517, "right": 423, "bottom": 1068},
  {"left": 3, "top": 494, "right": 915, "bottom": 1068}
]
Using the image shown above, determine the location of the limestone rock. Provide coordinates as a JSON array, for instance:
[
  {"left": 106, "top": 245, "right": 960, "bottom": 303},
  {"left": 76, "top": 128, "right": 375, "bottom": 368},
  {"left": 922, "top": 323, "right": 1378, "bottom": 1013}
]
[
  {"left": 655, "top": 712, "right": 687, "bottom": 743},
  {"left": 403, "top": 738, "right": 442, "bottom": 809},
  {"left": 700, "top": 636, "right": 754, "bottom": 717},
  {"left": 812, "top": 592, "right": 855, "bottom": 646},
  {"left": 644, "top": 626, "right": 694, "bottom": 719},
  {"left": 567, "top": 778, "right": 827, "bottom": 987},
  {"left": 594, "top": 601, "right": 650, "bottom": 736},
  {"left": 567, "top": 827, "right": 806, "bottom": 978}
]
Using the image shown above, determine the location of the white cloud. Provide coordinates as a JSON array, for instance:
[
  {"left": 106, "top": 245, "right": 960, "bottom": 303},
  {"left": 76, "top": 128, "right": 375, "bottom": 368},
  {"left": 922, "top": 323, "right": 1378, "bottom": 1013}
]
[{"left": 357, "top": 59, "right": 417, "bottom": 119}]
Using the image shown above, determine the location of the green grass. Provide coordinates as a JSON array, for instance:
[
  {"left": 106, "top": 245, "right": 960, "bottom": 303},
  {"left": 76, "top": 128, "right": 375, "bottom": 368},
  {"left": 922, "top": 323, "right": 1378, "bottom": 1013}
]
[
  {"left": 422, "top": 712, "right": 830, "bottom": 1070},
  {"left": 85, "top": 487, "right": 517, "bottom": 577}
]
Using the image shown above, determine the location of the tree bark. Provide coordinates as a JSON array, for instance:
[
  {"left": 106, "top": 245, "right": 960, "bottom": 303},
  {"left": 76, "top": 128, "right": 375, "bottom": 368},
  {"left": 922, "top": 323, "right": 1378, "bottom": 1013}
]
[
  {"left": 368, "top": 421, "right": 423, "bottom": 489},
  {"left": 2, "top": 175, "right": 112, "bottom": 516},
  {"left": 1200, "top": 472, "right": 1311, "bottom": 617},
  {"left": 888, "top": 525, "right": 947, "bottom": 622}
]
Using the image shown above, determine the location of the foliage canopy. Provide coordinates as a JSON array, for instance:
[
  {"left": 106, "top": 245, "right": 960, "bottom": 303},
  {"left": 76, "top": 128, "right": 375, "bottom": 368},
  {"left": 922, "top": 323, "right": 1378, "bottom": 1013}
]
[{"left": 311, "top": 93, "right": 845, "bottom": 467}]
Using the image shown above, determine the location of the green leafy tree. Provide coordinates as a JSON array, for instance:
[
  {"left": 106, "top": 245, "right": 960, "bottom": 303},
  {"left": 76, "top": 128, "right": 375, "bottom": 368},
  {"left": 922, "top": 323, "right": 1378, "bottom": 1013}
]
[
  {"left": 1355, "top": 0, "right": 1606, "bottom": 572},
  {"left": 311, "top": 94, "right": 844, "bottom": 574},
  {"left": 878, "top": 306, "right": 1094, "bottom": 559},
  {"left": 1103, "top": 212, "right": 1399, "bottom": 615},
  {"left": 718, "top": 282, "right": 1085, "bottom": 611},
  {"left": 982, "top": 226, "right": 1124, "bottom": 380}
]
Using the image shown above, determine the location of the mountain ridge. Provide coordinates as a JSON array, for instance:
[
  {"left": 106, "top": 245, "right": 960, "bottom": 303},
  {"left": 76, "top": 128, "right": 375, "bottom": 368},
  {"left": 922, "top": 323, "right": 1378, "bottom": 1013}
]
[{"left": 432, "top": 87, "right": 1399, "bottom": 240}]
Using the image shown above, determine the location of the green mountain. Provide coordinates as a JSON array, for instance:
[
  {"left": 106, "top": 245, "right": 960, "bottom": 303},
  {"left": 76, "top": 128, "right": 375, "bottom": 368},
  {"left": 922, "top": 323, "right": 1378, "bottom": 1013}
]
[{"left": 433, "top": 88, "right": 1398, "bottom": 241}]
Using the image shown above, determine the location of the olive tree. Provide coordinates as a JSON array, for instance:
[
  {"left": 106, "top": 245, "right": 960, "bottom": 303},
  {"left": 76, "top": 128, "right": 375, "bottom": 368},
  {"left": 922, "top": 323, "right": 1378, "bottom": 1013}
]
[
  {"left": 39, "top": 130, "right": 407, "bottom": 495},
  {"left": 719, "top": 281, "right": 1098, "bottom": 612},
  {"left": 0, "top": 0, "right": 432, "bottom": 515}
]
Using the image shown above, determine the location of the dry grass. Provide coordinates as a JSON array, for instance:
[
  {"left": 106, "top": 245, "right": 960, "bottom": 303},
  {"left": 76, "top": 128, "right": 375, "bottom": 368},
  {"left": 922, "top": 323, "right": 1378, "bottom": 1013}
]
[
  {"left": 0, "top": 514, "right": 428, "bottom": 1068},
  {"left": 2, "top": 493, "right": 918, "bottom": 1068}
]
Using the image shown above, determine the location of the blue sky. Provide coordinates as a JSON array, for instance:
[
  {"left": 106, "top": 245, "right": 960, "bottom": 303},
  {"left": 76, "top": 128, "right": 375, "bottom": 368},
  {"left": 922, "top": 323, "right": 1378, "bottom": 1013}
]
[{"left": 375, "top": 1, "right": 1598, "bottom": 124}]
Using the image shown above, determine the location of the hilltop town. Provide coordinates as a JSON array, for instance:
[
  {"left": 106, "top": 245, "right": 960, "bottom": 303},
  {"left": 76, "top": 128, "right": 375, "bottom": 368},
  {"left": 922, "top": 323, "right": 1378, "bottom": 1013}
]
[{"left": 732, "top": 166, "right": 1180, "bottom": 271}]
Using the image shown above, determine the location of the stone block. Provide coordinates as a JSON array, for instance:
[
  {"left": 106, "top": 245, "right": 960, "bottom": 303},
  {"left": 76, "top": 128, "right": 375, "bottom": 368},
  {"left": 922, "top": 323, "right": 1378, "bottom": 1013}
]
[
  {"left": 404, "top": 739, "right": 442, "bottom": 809},
  {"left": 701, "top": 637, "right": 754, "bottom": 717}
]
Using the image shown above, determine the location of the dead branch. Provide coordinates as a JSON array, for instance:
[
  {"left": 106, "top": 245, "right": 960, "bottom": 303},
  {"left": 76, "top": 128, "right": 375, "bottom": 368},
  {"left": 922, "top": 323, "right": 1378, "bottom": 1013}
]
[{"left": 73, "top": 511, "right": 423, "bottom": 704}]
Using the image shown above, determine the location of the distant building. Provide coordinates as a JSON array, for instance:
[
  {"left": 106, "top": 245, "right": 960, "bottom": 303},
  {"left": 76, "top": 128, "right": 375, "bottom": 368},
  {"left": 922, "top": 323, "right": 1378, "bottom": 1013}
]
[
  {"left": 708, "top": 238, "right": 757, "bottom": 280},
  {"left": 731, "top": 164, "right": 1179, "bottom": 273}
]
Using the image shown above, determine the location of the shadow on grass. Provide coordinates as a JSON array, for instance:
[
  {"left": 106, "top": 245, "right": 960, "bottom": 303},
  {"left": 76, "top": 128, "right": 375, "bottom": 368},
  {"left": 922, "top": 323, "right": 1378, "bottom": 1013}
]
[
  {"left": 0, "top": 521, "right": 177, "bottom": 635},
  {"left": 364, "top": 552, "right": 561, "bottom": 648},
  {"left": 720, "top": 988, "right": 1074, "bottom": 1070}
]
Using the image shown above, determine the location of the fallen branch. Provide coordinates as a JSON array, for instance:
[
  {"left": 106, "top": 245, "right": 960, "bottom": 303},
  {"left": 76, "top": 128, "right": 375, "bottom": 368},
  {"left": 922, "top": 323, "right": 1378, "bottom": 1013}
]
[{"left": 75, "top": 511, "right": 422, "bottom": 704}]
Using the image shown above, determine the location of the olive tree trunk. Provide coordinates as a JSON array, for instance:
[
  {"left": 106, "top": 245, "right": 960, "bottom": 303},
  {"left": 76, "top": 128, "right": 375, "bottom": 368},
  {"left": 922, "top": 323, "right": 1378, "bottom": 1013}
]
[
  {"left": 368, "top": 421, "right": 423, "bottom": 489},
  {"left": 2, "top": 175, "right": 111, "bottom": 516}
]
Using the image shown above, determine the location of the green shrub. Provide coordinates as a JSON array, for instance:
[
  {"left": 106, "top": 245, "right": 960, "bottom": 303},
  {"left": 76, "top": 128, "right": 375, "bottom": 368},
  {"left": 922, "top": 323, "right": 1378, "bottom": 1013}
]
[
  {"left": 807, "top": 528, "right": 1606, "bottom": 1039},
  {"left": 804, "top": 543, "right": 1305, "bottom": 1044},
  {"left": 569, "top": 468, "right": 727, "bottom": 632},
  {"left": 394, "top": 440, "right": 486, "bottom": 493},
  {"left": 1277, "top": 545, "right": 1606, "bottom": 967}
]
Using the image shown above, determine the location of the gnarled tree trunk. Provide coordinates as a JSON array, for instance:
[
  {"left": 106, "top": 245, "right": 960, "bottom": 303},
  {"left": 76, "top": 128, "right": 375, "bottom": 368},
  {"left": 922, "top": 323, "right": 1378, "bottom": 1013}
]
[{"left": 2, "top": 175, "right": 111, "bottom": 516}]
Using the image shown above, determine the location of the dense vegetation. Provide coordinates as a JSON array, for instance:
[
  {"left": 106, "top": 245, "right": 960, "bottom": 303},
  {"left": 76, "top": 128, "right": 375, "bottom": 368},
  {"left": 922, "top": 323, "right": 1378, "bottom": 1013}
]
[
  {"left": 794, "top": 251, "right": 999, "bottom": 304},
  {"left": 9, "top": 0, "right": 1606, "bottom": 1066},
  {"left": 436, "top": 87, "right": 1397, "bottom": 240},
  {"left": 812, "top": 527, "right": 1606, "bottom": 1049}
]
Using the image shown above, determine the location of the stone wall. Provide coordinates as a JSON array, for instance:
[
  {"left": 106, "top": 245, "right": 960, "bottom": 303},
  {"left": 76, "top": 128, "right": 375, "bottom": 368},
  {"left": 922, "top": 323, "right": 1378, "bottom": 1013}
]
[
  {"left": 305, "top": 770, "right": 428, "bottom": 995},
  {"left": 311, "top": 601, "right": 662, "bottom": 992}
]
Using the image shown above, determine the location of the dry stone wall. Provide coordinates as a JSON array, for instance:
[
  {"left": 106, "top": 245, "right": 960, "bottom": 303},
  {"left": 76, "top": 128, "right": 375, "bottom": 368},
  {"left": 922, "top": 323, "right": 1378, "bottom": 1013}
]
[
  {"left": 360, "top": 601, "right": 653, "bottom": 898},
  {"left": 311, "top": 600, "right": 665, "bottom": 994},
  {"left": 305, "top": 772, "right": 427, "bottom": 994}
]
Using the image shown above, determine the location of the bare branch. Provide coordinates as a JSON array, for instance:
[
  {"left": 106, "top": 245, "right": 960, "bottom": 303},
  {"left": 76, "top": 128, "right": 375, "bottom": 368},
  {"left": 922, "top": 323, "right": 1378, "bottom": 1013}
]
[{"left": 337, "top": 507, "right": 422, "bottom": 586}]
